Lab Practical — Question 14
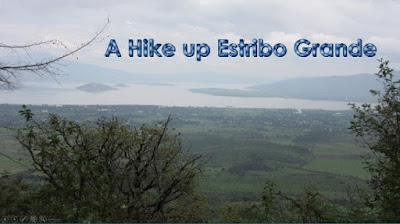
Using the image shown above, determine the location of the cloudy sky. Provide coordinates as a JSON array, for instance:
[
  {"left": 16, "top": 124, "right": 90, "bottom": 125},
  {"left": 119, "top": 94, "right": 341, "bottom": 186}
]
[{"left": 1, "top": 0, "right": 399, "bottom": 81}]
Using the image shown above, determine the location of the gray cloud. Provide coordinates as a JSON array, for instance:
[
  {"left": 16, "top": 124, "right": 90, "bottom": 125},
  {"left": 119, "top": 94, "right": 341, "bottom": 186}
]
[{"left": 0, "top": 0, "right": 399, "bottom": 80}]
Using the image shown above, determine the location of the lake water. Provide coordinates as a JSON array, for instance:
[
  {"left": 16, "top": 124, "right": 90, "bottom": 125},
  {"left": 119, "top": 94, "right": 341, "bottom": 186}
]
[{"left": 0, "top": 82, "right": 355, "bottom": 111}]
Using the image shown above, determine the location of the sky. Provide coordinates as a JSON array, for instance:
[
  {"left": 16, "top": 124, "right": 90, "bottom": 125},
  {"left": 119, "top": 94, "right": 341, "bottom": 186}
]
[{"left": 1, "top": 0, "right": 400, "bottom": 81}]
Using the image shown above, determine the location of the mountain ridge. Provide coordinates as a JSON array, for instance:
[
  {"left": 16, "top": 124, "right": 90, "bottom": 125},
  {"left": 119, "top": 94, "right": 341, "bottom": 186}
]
[{"left": 189, "top": 72, "right": 400, "bottom": 102}]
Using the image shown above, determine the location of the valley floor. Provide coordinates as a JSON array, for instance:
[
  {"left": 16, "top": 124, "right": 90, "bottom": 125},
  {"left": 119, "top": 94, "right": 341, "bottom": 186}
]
[{"left": 0, "top": 104, "right": 369, "bottom": 208}]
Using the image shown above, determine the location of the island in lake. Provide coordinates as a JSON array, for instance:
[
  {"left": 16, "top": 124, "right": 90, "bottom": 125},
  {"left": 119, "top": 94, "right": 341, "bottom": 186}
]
[{"left": 77, "top": 83, "right": 117, "bottom": 93}]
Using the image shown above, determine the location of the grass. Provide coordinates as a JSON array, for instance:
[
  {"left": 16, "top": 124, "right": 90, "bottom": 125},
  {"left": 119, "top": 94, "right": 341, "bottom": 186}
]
[{"left": 303, "top": 158, "right": 370, "bottom": 180}]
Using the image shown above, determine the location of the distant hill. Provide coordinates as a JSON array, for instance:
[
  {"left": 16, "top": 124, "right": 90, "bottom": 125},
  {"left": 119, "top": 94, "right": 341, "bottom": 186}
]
[
  {"left": 190, "top": 72, "right": 400, "bottom": 102},
  {"left": 61, "top": 61, "right": 263, "bottom": 84},
  {"left": 21, "top": 53, "right": 263, "bottom": 84},
  {"left": 114, "top": 83, "right": 130, "bottom": 88},
  {"left": 250, "top": 73, "right": 381, "bottom": 102},
  {"left": 77, "top": 83, "right": 117, "bottom": 93}
]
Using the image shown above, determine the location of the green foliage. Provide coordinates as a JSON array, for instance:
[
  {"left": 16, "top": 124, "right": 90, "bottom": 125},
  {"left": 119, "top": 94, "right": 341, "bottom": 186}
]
[
  {"left": 260, "top": 183, "right": 378, "bottom": 223},
  {"left": 218, "top": 201, "right": 263, "bottom": 223},
  {"left": 349, "top": 59, "right": 400, "bottom": 222},
  {"left": 0, "top": 176, "right": 33, "bottom": 216},
  {"left": 0, "top": 104, "right": 365, "bottom": 200},
  {"left": 12, "top": 109, "right": 205, "bottom": 222},
  {"left": 0, "top": 104, "right": 378, "bottom": 222},
  {"left": 261, "top": 179, "right": 277, "bottom": 222},
  {"left": 280, "top": 184, "right": 330, "bottom": 222},
  {"left": 18, "top": 104, "right": 34, "bottom": 121}
]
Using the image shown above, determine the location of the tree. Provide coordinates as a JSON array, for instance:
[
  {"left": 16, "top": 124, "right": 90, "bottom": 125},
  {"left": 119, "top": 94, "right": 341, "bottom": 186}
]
[
  {"left": 0, "top": 176, "right": 33, "bottom": 217},
  {"left": 349, "top": 59, "right": 400, "bottom": 222},
  {"left": 261, "top": 179, "right": 278, "bottom": 222},
  {"left": 15, "top": 107, "right": 205, "bottom": 222},
  {"left": 0, "top": 20, "right": 108, "bottom": 90},
  {"left": 218, "top": 201, "right": 262, "bottom": 223},
  {"left": 257, "top": 178, "right": 380, "bottom": 223}
]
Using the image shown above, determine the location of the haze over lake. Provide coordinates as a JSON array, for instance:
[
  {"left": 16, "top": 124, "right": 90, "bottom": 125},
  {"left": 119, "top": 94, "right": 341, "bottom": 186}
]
[{"left": 0, "top": 82, "right": 355, "bottom": 110}]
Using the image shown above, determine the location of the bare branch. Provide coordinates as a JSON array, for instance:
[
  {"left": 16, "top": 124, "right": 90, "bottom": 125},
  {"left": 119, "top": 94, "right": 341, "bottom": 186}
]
[{"left": 0, "top": 18, "right": 109, "bottom": 90}]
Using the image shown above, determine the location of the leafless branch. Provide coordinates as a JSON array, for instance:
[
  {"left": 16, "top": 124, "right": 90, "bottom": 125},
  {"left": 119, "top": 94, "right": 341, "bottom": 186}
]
[{"left": 0, "top": 18, "right": 109, "bottom": 90}]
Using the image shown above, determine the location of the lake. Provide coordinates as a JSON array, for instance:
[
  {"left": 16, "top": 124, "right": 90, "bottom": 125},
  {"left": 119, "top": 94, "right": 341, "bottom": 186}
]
[{"left": 0, "top": 82, "right": 355, "bottom": 111}]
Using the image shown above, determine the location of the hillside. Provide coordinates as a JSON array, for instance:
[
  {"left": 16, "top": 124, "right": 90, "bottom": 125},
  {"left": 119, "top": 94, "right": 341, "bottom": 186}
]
[
  {"left": 190, "top": 73, "right": 400, "bottom": 102},
  {"left": 21, "top": 53, "right": 263, "bottom": 84}
]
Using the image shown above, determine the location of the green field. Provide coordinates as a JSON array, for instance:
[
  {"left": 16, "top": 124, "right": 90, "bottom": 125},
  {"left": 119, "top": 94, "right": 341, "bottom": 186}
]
[{"left": 0, "top": 104, "right": 370, "bottom": 207}]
